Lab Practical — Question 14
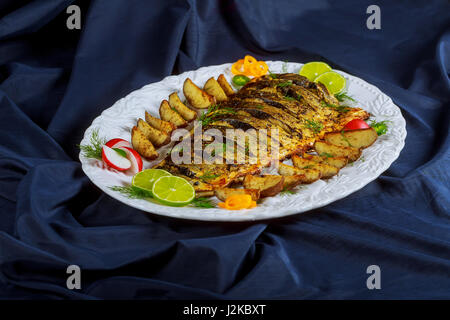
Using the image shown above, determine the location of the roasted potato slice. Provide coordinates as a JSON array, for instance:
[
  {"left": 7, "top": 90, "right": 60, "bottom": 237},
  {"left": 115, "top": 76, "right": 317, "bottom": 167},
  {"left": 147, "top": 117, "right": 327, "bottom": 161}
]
[
  {"left": 183, "top": 78, "right": 215, "bottom": 109},
  {"left": 282, "top": 175, "right": 306, "bottom": 190},
  {"left": 314, "top": 141, "right": 361, "bottom": 162},
  {"left": 214, "top": 188, "right": 260, "bottom": 201},
  {"left": 131, "top": 126, "right": 158, "bottom": 160},
  {"left": 145, "top": 111, "right": 176, "bottom": 135},
  {"left": 278, "top": 163, "right": 321, "bottom": 183},
  {"left": 292, "top": 155, "right": 339, "bottom": 179},
  {"left": 137, "top": 118, "right": 170, "bottom": 147},
  {"left": 217, "top": 74, "right": 235, "bottom": 96},
  {"left": 302, "top": 153, "right": 348, "bottom": 169},
  {"left": 243, "top": 175, "right": 284, "bottom": 197},
  {"left": 203, "top": 77, "right": 228, "bottom": 102},
  {"left": 168, "top": 92, "right": 197, "bottom": 121},
  {"left": 324, "top": 128, "right": 378, "bottom": 149},
  {"left": 159, "top": 100, "right": 187, "bottom": 128}
]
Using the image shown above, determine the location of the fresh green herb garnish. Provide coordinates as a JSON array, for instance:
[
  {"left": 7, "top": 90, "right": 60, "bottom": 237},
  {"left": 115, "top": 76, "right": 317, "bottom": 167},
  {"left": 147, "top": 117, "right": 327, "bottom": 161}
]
[
  {"left": 340, "top": 131, "right": 353, "bottom": 147},
  {"left": 360, "top": 156, "right": 365, "bottom": 162},
  {"left": 321, "top": 101, "right": 351, "bottom": 113},
  {"left": 296, "top": 94, "right": 302, "bottom": 101},
  {"left": 303, "top": 165, "right": 314, "bottom": 169},
  {"left": 281, "top": 188, "right": 295, "bottom": 195},
  {"left": 370, "top": 120, "right": 390, "bottom": 136},
  {"left": 282, "top": 60, "right": 289, "bottom": 73},
  {"left": 284, "top": 95, "right": 296, "bottom": 101},
  {"left": 199, "top": 104, "right": 236, "bottom": 126},
  {"left": 255, "top": 105, "right": 264, "bottom": 109},
  {"left": 109, "top": 185, "right": 152, "bottom": 199},
  {"left": 268, "top": 70, "right": 278, "bottom": 79},
  {"left": 320, "top": 152, "right": 334, "bottom": 158},
  {"left": 276, "top": 81, "right": 292, "bottom": 88},
  {"left": 190, "top": 197, "right": 216, "bottom": 208},
  {"left": 335, "top": 92, "right": 356, "bottom": 102},
  {"left": 198, "top": 170, "right": 220, "bottom": 181},
  {"left": 78, "top": 129, "right": 106, "bottom": 160},
  {"left": 304, "top": 119, "right": 323, "bottom": 133}
]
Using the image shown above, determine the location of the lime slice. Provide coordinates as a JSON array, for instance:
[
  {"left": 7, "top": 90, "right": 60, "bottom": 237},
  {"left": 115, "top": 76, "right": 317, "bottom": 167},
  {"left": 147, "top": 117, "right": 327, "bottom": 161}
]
[
  {"left": 299, "top": 62, "right": 331, "bottom": 81},
  {"left": 314, "top": 71, "right": 346, "bottom": 94},
  {"left": 152, "top": 176, "right": 195, "bottom": 207},
  {"left": 132, "top": 169, "right": 171, "bottom": 195}
]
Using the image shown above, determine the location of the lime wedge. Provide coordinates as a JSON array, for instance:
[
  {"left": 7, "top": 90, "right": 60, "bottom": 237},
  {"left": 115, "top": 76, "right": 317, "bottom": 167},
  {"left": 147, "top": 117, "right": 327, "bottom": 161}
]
[
  {"left": 299, "top": 62, "right": 331, "bottom": 81},
  {"left": 314, "top": 71, "right": 346, "bottom": 94},
  {"left": 152, "top": 176, "right": 195, "bottom": 207},
  {"left": 132, "top": 169, "right": 171, "bottom": 195}
]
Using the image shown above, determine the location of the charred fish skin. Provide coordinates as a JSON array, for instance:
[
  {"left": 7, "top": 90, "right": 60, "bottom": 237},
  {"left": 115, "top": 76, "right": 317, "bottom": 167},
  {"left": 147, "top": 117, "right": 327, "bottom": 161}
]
[{"left": 153, "top": 72, "right": 369, "bottom": 192}]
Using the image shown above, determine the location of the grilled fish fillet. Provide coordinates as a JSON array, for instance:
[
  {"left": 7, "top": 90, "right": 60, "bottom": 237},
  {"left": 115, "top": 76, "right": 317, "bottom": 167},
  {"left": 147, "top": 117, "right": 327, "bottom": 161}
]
[{"left": 154, "top": 73, "right": 369, "bottom": 192}]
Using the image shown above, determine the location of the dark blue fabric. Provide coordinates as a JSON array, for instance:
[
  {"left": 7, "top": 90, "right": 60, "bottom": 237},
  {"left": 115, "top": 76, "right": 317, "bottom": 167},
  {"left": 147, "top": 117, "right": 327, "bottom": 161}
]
[{"left": 0, "top": 0, "right": 449, "bottom": 299}]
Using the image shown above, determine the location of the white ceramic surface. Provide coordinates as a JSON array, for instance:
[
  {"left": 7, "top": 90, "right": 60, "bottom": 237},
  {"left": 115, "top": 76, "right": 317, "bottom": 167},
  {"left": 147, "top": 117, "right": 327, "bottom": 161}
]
[{"left": 79, "top": 61, "right": 407, "bottom": 221}]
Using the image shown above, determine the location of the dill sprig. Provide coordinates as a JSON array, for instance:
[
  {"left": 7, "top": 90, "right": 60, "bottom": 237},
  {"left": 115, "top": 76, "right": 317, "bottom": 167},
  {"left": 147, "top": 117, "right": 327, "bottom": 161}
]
[
  {"left": 335, "top": 92, "right": 356, "bottom": 102},
  {"left": 320, "top": 152, "right": 334, "bottom": 158},
  {"left": 321, "top": 101, "right": 351, "bottom": 113},
  {"left": 190, "top": 197, "right": 216, "bottom": 208},
  {"left": 304, "top": 119, "right": 323, "bottom": 133},
  {"left": 199, "top": 104, "right": 236, "bottom": 126},
  {"left": 340, "top": 131, "right": 354, "bottom": 147},
  {"left": 281, "top": 188, "right": 295, "bottom": 195},
  {"left": 198, "top": 170, "right": 220, "bottom": 181},
  {"left": 78, "top": 129, "right": 107, "bottom": 160},
  {"left": 276, "top": 81, "right": 292, "bottom": 88},
  {"left": 284, "top": 95, "right": 296, "bottom": 101},
  {"left": 268, "top": 70, "right": 278, "bottom": 79},
  {"left": 109, "top": 185, "right": 152, "bottom": 199}
]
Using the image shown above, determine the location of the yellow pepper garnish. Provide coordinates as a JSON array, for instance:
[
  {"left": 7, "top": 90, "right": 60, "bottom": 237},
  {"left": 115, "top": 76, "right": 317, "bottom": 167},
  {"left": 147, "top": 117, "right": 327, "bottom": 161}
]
[{"left": 231, "top": 55, "right": 268, "bottom": 77}]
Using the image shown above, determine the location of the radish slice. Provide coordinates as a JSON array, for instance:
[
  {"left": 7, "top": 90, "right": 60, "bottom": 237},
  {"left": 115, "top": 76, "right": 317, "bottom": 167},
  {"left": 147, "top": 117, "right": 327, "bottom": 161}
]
[
  {"left": 105, "top": 138, "right": 131, "bottom": 149},
  {"left": 102, "top": 146, "right": 131, "bottom": 171},
  {"left": 118, "top": 146, "right": 143, "bottom": 174}
]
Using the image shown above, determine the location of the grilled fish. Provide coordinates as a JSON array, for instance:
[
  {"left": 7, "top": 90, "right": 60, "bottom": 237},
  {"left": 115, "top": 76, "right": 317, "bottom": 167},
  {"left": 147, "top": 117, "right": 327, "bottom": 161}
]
[{"left": 154, "top": 73, "right": 369, "bottom": 192}]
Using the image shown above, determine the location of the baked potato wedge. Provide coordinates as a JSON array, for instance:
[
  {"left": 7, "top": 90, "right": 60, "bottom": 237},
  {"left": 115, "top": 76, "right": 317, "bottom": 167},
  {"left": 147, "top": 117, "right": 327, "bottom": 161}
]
[
  {"left": 145, "top": 111, "right": 176, "bottom": 135},
  {"left": 183, "top": 78, "right": 215, "bottom": 109},
  {"left": 282, "top": 175, "right": 306, "bottom": 190},
  {"left": 314, "top": 141, "right": 361, "bottom": 162},
  {"left": 324, "top": 128, "right": 378, "bottom": 149},
  {"left": 131, "top": 126, "right": 158, "bottom": 160},
  {"left": 214, "top": 188, "right": 260, "bottom": 201},
  {"left": 137, "top": 118, "right": 170, "bottom": 147},
  {"left": 243, "top": 175, "right": 284, "bottom": 197},
  {"left": 159, "top": 100, "right": 187, "bottom": 128},
  {"left": 302, "top": 153, "right": 348, "bottom": 169},
  {"left": 168, "top": 92, "right": 197, "bottom": 121},
  {"left": 217, "top": 74, "right": 235, "bottom": 96},
  {"left": 278, "top": 163, "right": 322, "bottom": 183},
  {"left": 203, "top": 77, "right": 228, "bottom": 102},
  {"left": 292, "top": 154, "right": 339, "bottom": 179}
]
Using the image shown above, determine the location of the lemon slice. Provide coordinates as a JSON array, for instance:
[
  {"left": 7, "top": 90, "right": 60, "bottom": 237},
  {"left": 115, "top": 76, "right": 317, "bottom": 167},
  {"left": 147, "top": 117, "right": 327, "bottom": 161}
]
[
  {"left": 152, "top": 176, "right": 195, "bottom": 207},
  {"left": 299, "top": 62, "right": 332, "bottom": 81},
  {"left": 314, "top": 71, "right": 346, "bottom": 94},
  {"left": 132, "top": 169, "right": 171, "bottom": 196}
]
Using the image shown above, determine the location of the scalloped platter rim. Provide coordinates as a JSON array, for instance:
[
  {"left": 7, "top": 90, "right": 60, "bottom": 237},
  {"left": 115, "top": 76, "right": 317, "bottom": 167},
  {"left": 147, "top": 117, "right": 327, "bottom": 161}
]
[{"left": 79, "top": 61, "right": 407, "bottom": 221}]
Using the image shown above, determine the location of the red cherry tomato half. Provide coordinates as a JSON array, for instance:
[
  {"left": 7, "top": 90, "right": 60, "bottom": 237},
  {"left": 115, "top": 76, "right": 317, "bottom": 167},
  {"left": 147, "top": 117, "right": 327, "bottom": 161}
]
[{"left": 344, "top": 119, "right": 370, "bottom": 131}]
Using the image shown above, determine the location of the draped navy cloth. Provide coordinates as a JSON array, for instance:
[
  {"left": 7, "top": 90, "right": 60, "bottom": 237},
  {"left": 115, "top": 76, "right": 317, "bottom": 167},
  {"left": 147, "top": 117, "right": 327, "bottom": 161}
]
[{"left": 0, "top": 0, "right": 449, "bottom": 299}]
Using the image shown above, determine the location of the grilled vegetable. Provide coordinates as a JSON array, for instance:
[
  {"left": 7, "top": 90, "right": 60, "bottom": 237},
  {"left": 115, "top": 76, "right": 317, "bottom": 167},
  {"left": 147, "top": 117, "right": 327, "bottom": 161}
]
[
  {"left": 183, "top": 78, "right": 215, "bottom": 109},
  {"left": 314, "top": 141, "right": 361, "bottom": 162},
  {"left": 168, "top": 92, "right": 197, "bottom": 121},
  {"left": 159, "top": 100, "right": 187, "bottom": 128},
  {"left": 145, "top": 111, "right": 176, "bottom": 135},
  {"left": 203, "top": 77, "right": 228, "bottom": 102},
  {"left": 291, "top": 154, "right": 339, "bottom": 179},
  {"left": 217, "top": 74, "right": 235, "bottom": 96},
  {"left": 214, "top": 188, "right": 260, "bottom": 201},
  {"left": 243, "top": 175, "right": 284, "bottom": 197},
  {"left": 278, "top": 163, "right": 321, "bottom": 183},
  {"left": 324, "top": 128, "right": 378, "bottom": 149},
  {"left": 131, "top": 126, "right": 158, "bottom": 160}
]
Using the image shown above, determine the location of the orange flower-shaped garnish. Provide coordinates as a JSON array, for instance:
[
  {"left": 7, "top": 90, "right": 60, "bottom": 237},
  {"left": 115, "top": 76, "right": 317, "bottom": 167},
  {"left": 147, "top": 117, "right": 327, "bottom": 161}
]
[
  {"left": 231, "top": 55, "right": 268, "bottom": 77},
  {"left": 218, "top": 194, "right": 257, "bottom": 210}
]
